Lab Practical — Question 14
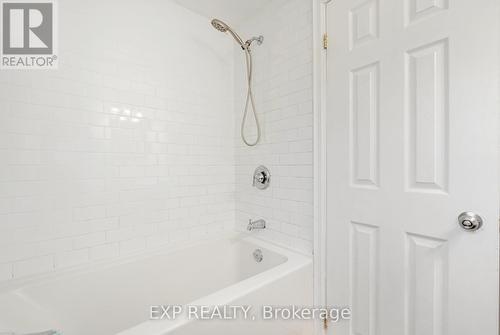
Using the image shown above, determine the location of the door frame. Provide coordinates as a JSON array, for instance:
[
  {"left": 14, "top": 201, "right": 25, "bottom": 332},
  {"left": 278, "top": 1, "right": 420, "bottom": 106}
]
[{"left": 312, "top": 0, "right": 330, "bottom": 334}]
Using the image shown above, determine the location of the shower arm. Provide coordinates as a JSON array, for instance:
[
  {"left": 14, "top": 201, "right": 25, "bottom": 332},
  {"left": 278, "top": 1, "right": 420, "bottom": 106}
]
[{"left": 245, "top": 35, "right": 264, "bottom": 49}]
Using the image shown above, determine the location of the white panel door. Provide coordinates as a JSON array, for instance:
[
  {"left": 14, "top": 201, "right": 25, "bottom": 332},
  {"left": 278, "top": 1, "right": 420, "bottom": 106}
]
[{"left": 325, "top": 1, "right": 499, "bottom": 335}]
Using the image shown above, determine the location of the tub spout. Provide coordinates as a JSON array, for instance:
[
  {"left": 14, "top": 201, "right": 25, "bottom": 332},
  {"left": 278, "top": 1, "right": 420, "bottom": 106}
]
[{"left": 247, "top": 219, "right": 266, "bottom": 231}]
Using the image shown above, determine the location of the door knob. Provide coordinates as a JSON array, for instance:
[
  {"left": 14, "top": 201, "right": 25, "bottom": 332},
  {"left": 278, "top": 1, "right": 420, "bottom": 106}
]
[{"left": 458, "top": 212, "right": 483, "bottom": 231}]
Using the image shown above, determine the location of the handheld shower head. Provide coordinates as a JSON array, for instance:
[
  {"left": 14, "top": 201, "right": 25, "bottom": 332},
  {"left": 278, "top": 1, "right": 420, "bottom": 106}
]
[
  {"left": 210, "top": 18, "right": 245, "bottom": 48},
  {"left": 210, "top": 18, "right": 263, "bottom": 146},
  {"left": 211, "top": 19, "right": 228, "bottom": 32}
]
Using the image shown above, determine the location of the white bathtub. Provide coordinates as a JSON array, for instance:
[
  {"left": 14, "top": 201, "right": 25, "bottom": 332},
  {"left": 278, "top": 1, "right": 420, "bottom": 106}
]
[{"left": 0, "top": 234, "right": 312, "bottom": 335}]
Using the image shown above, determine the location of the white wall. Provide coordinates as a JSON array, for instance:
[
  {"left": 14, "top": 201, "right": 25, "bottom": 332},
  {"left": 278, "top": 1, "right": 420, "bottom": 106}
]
[
  {"left": 234, "top": 0, "right": 314, "bottom": 253},
  {"left": 0, "top": 0, "right": 236, "bottom": 281}
]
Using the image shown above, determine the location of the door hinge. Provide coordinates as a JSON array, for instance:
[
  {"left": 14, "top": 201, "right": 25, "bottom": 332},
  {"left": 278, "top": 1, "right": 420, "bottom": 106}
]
[{"left": 323, "top": 33, "right": 328, "bottom": 50}]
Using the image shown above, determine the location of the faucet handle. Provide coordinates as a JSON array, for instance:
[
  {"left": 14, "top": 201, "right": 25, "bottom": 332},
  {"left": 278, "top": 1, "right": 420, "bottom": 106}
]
[{"left": 252, "top": 166, "right": 271, "bottom": 190}]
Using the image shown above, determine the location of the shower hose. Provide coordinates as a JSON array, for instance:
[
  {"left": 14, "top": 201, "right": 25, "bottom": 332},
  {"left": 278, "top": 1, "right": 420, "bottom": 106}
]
[{"left": 241, "top": 48, "right": 261, "bottom": 146}]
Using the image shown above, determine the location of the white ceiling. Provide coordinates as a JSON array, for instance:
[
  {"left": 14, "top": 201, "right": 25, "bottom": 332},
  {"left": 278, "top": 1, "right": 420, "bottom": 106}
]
[{"left": 172, "top": 0, "right": 272, "bottom": 25}]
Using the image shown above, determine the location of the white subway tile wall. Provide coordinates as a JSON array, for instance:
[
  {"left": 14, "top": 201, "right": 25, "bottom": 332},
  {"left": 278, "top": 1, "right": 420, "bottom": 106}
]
[
  {"left": 0, "top": 0, "right": 236, "bottom": 281},
  {"left": 234, "top": 0, "right": 314, "bottom": 253}
]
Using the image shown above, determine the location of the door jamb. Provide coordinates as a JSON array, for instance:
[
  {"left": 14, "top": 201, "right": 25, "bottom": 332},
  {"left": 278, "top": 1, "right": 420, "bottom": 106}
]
[{"left": 313, "top": 0, "right": 330, "bottom": 333}]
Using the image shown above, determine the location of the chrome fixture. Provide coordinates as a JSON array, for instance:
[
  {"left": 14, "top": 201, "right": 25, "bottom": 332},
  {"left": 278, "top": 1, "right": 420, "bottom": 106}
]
[
  {"left": 253, "top": 249, "right": 263, "bottom": 262},
  {"left": 211, "top": 18, "right": 263, "bottom": 146},
  {"left": 246, "top": 35, "right": 264, "bottom": 47},
  {"left": 210, "top": 19, "right": 245, "bottom": 47},
  {"left": 458, "top": 211, "right": 483, "bottom": 231},
  {"left": 253, "top": 165, "right": 271, "bottom": 190},
  {"left": 247, "top": 219, "right": 266, "bottom": 231}
]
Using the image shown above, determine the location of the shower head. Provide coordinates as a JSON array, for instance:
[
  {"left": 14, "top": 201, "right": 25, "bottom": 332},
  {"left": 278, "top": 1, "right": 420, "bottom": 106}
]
[
  {"left": 210, "top": 18, "right": 245, "bottom": 48},
  {"left": 211, "top": 18, "right": 228, "bottom": 32}
]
